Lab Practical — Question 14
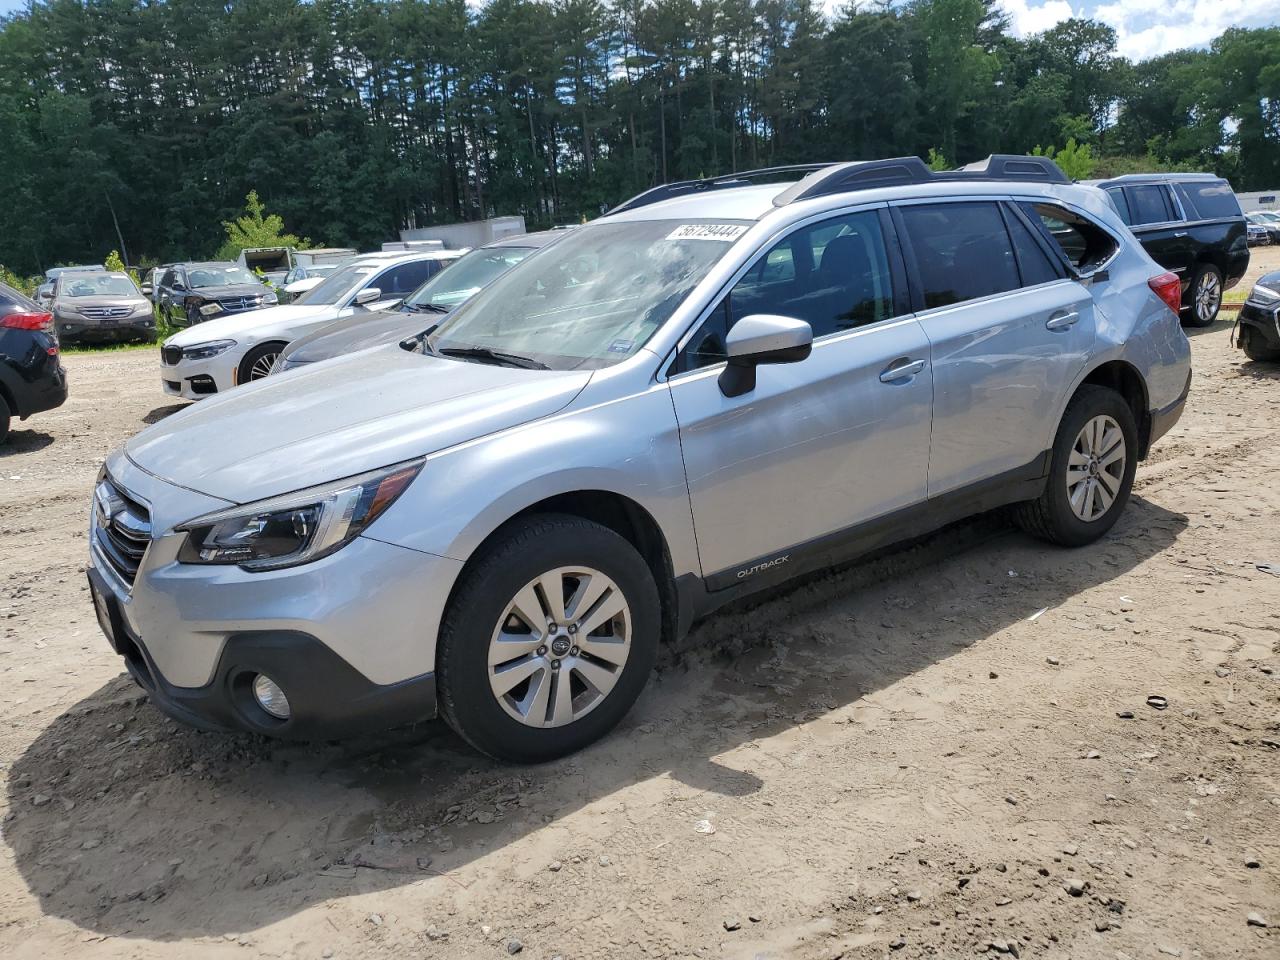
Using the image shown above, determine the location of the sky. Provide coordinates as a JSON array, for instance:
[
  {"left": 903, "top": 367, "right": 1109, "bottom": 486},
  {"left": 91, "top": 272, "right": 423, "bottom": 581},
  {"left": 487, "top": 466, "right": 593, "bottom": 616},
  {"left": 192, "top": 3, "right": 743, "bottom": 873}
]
[{"left": 0, "top": 0, "right": 1276, "bottom": 62}]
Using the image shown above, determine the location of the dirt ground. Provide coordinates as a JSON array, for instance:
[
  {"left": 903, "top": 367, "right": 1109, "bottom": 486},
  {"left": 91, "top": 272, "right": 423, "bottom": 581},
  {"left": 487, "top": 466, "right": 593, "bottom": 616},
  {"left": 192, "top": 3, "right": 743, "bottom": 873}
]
[{"left": 1, "top": 292, "right": 1277, "bottom": 959}]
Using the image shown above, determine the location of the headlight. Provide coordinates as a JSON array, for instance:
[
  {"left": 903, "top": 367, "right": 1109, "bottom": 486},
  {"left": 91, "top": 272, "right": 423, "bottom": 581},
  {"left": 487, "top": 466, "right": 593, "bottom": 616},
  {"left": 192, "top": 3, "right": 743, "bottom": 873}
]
[
  {"left": 264, "top": 292, "right": 278, "bottom": 304},
  {"left": 176, "top": 460, "right": 423, "bottom": 570},
  {"left": 199, "top": 302, "right": 224, "bottom": 316},
  {"left": 181, "top": 339, "right": 236, "bottom": 361},
  {"left": 1249, "top": 284, "right": 1280, "bottom": 306}
]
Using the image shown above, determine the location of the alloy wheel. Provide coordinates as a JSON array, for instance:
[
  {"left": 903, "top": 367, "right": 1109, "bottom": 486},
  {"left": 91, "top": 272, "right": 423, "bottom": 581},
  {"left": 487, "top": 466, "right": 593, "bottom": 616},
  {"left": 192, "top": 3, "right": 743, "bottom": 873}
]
[
  {"left": 248, "top": 351, "right": 280, "bottom": 380},
  {"left": 1066, "top": 414, "right": 1126, "bottom": 522},
  {"left": 487, "top": 566, "right": 631, "bottom": 728},
  {"left": 1196, "top": 272, "right": 1221, "bottom": 323}
]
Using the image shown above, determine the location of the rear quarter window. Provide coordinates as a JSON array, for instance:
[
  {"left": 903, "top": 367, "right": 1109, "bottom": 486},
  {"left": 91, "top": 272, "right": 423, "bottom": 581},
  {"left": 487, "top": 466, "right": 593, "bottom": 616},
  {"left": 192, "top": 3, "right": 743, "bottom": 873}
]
[
  {"left": 1127, "top": 184, "right": 1175, "bottom": 225},
  {"left": 1175, "top": 180, "right": 1242, "bottom": 221},
  {"left": 1019, "top": 202, "right": 1118, "bottom": 275}
]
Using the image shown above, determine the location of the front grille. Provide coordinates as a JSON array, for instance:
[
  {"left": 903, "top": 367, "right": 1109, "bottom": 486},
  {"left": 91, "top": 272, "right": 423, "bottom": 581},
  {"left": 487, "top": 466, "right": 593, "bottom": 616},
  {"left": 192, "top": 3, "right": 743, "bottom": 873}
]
[
  {"left": 93, "top": 478, "right": 152, "bottom": 588},
  {"left": 161, "top": 345, "right": 183, "bottom": 365},
  {"left": 218, "top": 296, "right": 264, "bottom": 312},
  {"left": 79, "top": 306, "right": 133, "bottom": 320}
]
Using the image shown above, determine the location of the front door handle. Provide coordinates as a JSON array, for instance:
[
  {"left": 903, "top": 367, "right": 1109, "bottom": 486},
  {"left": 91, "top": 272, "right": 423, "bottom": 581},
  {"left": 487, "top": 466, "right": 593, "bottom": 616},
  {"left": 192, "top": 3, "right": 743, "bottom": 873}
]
[
  {"left": 1046, "top": 310, "right": 1080, "bottom": 331},
  {"left": 1173, "top": 231, "right": 1188, "bottom": 238},
  {"left": 879, "top": 358, "right": 926, "bottom": 382}
]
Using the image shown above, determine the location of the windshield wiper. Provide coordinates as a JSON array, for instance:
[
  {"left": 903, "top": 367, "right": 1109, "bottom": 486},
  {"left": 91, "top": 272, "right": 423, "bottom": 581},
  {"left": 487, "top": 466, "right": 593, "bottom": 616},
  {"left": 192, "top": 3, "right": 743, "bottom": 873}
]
[
  {"left": 438, "top": 345, "right": 549, "bottom": 370},
  {"left": 402, "top": 302, "right": 450, "bottom": 314}
]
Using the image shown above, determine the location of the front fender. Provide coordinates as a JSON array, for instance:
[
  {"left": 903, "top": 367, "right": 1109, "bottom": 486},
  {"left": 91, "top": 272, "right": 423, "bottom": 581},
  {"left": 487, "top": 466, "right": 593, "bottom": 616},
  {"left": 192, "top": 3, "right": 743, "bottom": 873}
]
[{"left": 364, "top": 383, "right": 701, "bottom": 579}]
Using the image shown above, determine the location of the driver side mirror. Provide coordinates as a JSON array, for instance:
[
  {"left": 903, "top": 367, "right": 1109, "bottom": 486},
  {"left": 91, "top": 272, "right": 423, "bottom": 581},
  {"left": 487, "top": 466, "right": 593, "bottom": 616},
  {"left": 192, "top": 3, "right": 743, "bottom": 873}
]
[
  {"left": 718, "top": 314, "right": 813, "bottom": 398},
  {"left": 140, "top": 282, "right": 153, "bottom": 296},
  {"left": 354, "top": 287, "right": 381, "bottom": 306}
]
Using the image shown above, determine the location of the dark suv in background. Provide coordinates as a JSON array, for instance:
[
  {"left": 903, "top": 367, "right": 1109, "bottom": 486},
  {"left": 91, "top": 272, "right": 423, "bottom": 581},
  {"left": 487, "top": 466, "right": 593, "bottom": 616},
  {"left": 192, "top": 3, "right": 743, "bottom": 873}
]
[
  {"left": 155, "top": 261, "right": 277, "bottom": 328},
  {"left": 1086, "top": 174, "right": 1248, "bottom": 327}
]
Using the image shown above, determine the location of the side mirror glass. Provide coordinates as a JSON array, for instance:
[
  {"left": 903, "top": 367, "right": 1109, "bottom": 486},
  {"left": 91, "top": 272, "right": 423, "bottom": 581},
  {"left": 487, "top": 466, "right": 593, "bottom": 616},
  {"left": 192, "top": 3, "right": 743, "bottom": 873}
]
[
  {"left": 354, "top": 287, "right": 381, "bottom": 306},
  {"left": 139, "top": 282, "right": 153, "bottom": 296},
  {"left": 718, "top": 314, "right": 813, "bottom": 398}
]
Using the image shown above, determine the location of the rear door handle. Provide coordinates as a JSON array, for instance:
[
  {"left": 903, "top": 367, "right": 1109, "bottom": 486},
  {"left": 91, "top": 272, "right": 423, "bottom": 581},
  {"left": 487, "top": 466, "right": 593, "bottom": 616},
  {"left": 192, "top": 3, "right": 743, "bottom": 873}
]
[
  {"left": 1173, "top": 231, "right": 1188, "bottom": 238},
  {"left": 1046, "top": 310, "right": 1080, "bottom": 331},
  {"left": 879, "top": 358, "right": 926, "bottom": 382}
]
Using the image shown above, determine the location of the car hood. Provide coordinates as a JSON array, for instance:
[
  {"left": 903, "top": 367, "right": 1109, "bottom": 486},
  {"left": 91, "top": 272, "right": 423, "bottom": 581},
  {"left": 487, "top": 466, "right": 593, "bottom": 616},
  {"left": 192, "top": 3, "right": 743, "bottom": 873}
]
[
  {"left": 1256, "top": 270, "right": 1280, "bottom": 289},
  {"left": 165, "top": 304, "right": 333, "bottom": 346},
  {"left": 126, "top": 347, "right": 593, "bottom": 504},
  {"left": 286, "top": 311, "right": 435, "bottom": 363},
  {"left": 190, "top": 283, "right": 272, "bottom": 300}
]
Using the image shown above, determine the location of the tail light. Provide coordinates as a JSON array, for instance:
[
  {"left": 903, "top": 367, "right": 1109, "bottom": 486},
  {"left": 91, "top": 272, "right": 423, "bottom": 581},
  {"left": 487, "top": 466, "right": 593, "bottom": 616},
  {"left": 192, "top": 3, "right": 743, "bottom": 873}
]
[
  {"left": 1147, "top": 273, "right": 1182, "bottom": 317},
  {"left": 0, "top": 311, "right": 53, "bottom": 330}
]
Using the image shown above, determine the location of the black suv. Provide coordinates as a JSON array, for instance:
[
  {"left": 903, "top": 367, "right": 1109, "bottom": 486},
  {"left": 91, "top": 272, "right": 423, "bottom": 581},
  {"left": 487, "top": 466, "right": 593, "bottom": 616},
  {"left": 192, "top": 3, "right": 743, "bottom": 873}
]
[
  {"left": 155, "top": 262, "right": 277, "bottom": 329},
  {"left": 1085, "top": 174, "right": 1248, "bottom": 327},
  {"left": 0, "top": 281, "right": 67, "bottom": 444}
]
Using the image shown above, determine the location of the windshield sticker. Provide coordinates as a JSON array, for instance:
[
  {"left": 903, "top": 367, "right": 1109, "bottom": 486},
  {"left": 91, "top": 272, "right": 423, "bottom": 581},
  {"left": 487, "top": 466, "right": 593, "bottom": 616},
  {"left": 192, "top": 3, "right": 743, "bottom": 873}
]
[
  {"left": 664, "top": 224, "right": 748, "bottom": 242},
  {"left": 608, "top": 338, "right": 634, "bottom": 353}
]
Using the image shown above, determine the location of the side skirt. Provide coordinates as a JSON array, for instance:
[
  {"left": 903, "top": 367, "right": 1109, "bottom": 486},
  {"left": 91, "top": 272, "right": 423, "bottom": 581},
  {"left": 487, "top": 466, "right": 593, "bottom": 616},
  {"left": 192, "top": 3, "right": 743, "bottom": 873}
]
[{"left": 674, "top": 452, "right": 1050, "bottom": 633}]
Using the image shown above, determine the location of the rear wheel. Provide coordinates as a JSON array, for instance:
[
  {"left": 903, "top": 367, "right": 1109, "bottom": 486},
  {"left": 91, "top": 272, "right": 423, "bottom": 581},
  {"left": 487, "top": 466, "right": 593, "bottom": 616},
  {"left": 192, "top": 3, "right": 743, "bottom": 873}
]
[
  {"left": 1241, "top": 326, "right": 1280, "bottom": 362},
  {"left": 238, "top": 342, "right": 286, "bottom": 383},
  {"left": 1183, "top": 264, "right": 1222, "bottom": 327},
  {"left": 0, "top": 393, "right": 10, "bottom": 444},
  {"left": 1015, "top": 385, "right": 1138, "bottom": 547},
  {"left": 437, "top": 514, "right": 660, "bottom": 763}
]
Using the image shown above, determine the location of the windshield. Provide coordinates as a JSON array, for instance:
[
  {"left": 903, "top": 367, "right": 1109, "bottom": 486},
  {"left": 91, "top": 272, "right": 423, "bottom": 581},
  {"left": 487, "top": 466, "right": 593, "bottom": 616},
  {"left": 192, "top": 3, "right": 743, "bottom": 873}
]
[
  {"left": 188, "top": 265, "right": 261, "bottom": 288},
  {"left": 61, "top": 274, "right": 140, "bottom": 298},
  {"left": 428, "top": 220, "right": 746, "bottom": 370},
  {"left": 294, "top": 262, "right": 378, "bottom": 306},
  {"left": 404, "top": 246, "right": 535, "bottom": 312}
]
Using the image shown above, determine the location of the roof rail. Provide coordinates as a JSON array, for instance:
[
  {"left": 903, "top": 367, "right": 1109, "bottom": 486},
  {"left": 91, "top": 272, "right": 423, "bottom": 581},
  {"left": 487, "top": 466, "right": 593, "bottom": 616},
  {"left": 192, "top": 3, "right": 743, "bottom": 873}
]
[
  {"left": 608, "top": 164, "right": 835, "bottom": 214},
  {"left": 775, "top": 154, "right": 1070, "bottom": 206}
]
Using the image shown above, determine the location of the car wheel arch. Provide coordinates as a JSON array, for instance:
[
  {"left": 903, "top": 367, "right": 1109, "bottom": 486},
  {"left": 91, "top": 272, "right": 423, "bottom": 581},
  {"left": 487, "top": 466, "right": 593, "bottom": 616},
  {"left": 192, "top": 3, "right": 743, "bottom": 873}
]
[
  {"left": 1066, "top": 360, "right": 1151, "bottom": 458},
  {"left": 445, "top": 489, "right": 681, "bottom": 649}
]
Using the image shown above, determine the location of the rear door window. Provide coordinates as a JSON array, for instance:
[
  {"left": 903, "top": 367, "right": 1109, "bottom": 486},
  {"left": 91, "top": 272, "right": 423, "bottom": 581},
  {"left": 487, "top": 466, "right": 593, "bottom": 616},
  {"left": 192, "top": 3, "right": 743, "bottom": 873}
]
[
  {"left": 373, "top": 261, "right": 435, "bottom": 297},
  {"left": 898, "top": 202, "right": 1021, "bottom": 309},
  {"left": 1127, "top": 184, "right": 1176, "bottom": 225},
  {"left": 1003, "top": 207, "right": 1065, "bottom": 286}
]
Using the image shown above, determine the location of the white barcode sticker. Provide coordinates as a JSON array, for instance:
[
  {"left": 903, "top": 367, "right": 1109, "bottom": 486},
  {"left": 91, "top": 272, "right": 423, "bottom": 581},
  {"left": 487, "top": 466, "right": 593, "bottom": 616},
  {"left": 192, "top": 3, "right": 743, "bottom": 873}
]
[{"left": 664, "top": 223, "right": 749, "bottom": 242}]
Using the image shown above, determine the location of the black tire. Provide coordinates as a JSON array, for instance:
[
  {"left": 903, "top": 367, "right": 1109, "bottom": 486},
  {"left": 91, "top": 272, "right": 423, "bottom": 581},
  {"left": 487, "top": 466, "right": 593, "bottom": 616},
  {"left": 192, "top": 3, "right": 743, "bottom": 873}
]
[
  {"left": 1182, "top": 264, "right": 1223, "bottom": 327},
  {"left": 1241, "top": 326, "right": 1280, "bottom": 363},
  {"left": 238, "top": 342, "right": 286, "bottom": 383},
  {"left": 0, "top": 393, "right": 10, "bottom": 445},
  {"left": 1015, "top": 385, "right": 1138, "bottom": 548},
  {"left": 437, "top": 514, "right": 661, "bottom": 763}
]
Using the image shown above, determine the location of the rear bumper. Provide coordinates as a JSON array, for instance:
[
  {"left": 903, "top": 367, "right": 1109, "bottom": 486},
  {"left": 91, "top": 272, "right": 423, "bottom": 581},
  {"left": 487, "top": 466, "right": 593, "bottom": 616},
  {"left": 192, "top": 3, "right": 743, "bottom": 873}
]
[
  {"left": 1147, "top": 371, "right": 1191, "bottom": 452},
  {"left": 15, "top": 366, "right": 68, "bottom": 419},
  {"left": 88, "top": 565, "right": 438, "bottom": 739}
]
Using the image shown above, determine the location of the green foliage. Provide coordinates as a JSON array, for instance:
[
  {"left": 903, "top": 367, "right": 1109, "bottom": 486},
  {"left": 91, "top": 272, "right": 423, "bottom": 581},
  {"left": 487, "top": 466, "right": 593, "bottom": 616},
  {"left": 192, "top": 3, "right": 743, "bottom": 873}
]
[
  {"left": 1030, "top": 138, "right": 1096, "bottom": 180},
  {"left": 925, "top": 149, "right": 950, "bottom": 172},
  {"left": 0, "top": 2, "right": 1272, "bottom": 273},
  {"left": 0, "top": 265, "right": 37, "bottom": 297},
  {"left": 215, "top": 191, "right": 311, "bottom": 262}
]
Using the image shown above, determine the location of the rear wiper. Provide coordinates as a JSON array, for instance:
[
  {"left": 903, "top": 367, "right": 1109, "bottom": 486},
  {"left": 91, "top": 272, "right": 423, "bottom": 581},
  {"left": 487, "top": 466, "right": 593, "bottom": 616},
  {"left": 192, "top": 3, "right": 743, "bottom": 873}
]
[{"left": 438, "top": 345, "right": 549, "bottom": 370}]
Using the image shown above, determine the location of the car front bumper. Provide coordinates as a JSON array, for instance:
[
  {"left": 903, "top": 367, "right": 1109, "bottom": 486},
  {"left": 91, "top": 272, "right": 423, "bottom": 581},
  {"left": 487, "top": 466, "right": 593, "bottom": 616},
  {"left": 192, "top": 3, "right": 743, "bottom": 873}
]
[
  {"left": 88, "top": 465, "right": 464, "bottom": 738},
  {"left": 1239, "top": 301, "right": 1280, "bottom": 352},
  {"left": 56, "top": 316, "right": 155, "bottom": 342},
  {"left": 160, "top": 350, "right": 238, "bottom": 401}
]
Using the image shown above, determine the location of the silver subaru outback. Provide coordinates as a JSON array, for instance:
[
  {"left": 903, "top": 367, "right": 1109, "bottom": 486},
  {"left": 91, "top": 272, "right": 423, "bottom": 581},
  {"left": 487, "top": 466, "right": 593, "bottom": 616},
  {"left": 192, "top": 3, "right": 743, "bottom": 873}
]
[{"left": 88, "top": 156, "right": 1191, "bottom": 762}]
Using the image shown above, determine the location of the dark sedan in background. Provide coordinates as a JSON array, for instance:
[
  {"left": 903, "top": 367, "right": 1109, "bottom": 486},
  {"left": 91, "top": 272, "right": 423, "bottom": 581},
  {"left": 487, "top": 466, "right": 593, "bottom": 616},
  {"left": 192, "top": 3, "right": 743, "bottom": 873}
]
[
  {"left": 0, "top": 281, "right": 67, "bottom": 443},
  {"left": 155, "top": 261, "right": 277, "bottom": 328},
  {"left": 271, "top": 230, "right": 565, "bottom": 374}
]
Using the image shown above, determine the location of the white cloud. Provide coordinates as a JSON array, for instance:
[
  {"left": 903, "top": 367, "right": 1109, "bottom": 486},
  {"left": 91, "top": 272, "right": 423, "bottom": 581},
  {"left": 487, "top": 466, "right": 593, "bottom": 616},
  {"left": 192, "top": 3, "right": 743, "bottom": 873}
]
[
  {"left": 999, "top": 0, "right": 1280, "bottom": 59},
  {"left": 1000, "top": 0, "right": 1080, "bottom": 37}
]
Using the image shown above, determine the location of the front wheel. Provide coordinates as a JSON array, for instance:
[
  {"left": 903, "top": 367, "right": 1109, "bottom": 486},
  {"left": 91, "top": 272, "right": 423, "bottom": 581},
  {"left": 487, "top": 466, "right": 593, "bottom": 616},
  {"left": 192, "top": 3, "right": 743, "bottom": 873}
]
[
  {"left": 238, "top": 342, "right": 286, "bottom": 383},
  {"left": 1183, "top": 264, "right": 1223, "bottom": 327},
  {"left": 437, "top": 514, "right": 660, "bottom": 763},
  {"left": 1015, "top": 385, "right": 1138, "bottom": 547}
]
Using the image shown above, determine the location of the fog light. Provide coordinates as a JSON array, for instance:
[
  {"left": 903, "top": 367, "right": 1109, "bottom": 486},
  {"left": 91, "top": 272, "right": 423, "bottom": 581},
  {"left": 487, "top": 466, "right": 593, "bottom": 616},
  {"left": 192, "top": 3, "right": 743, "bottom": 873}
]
[{"left": 251, "top": 674, "right": 291, "bottom": 719}]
